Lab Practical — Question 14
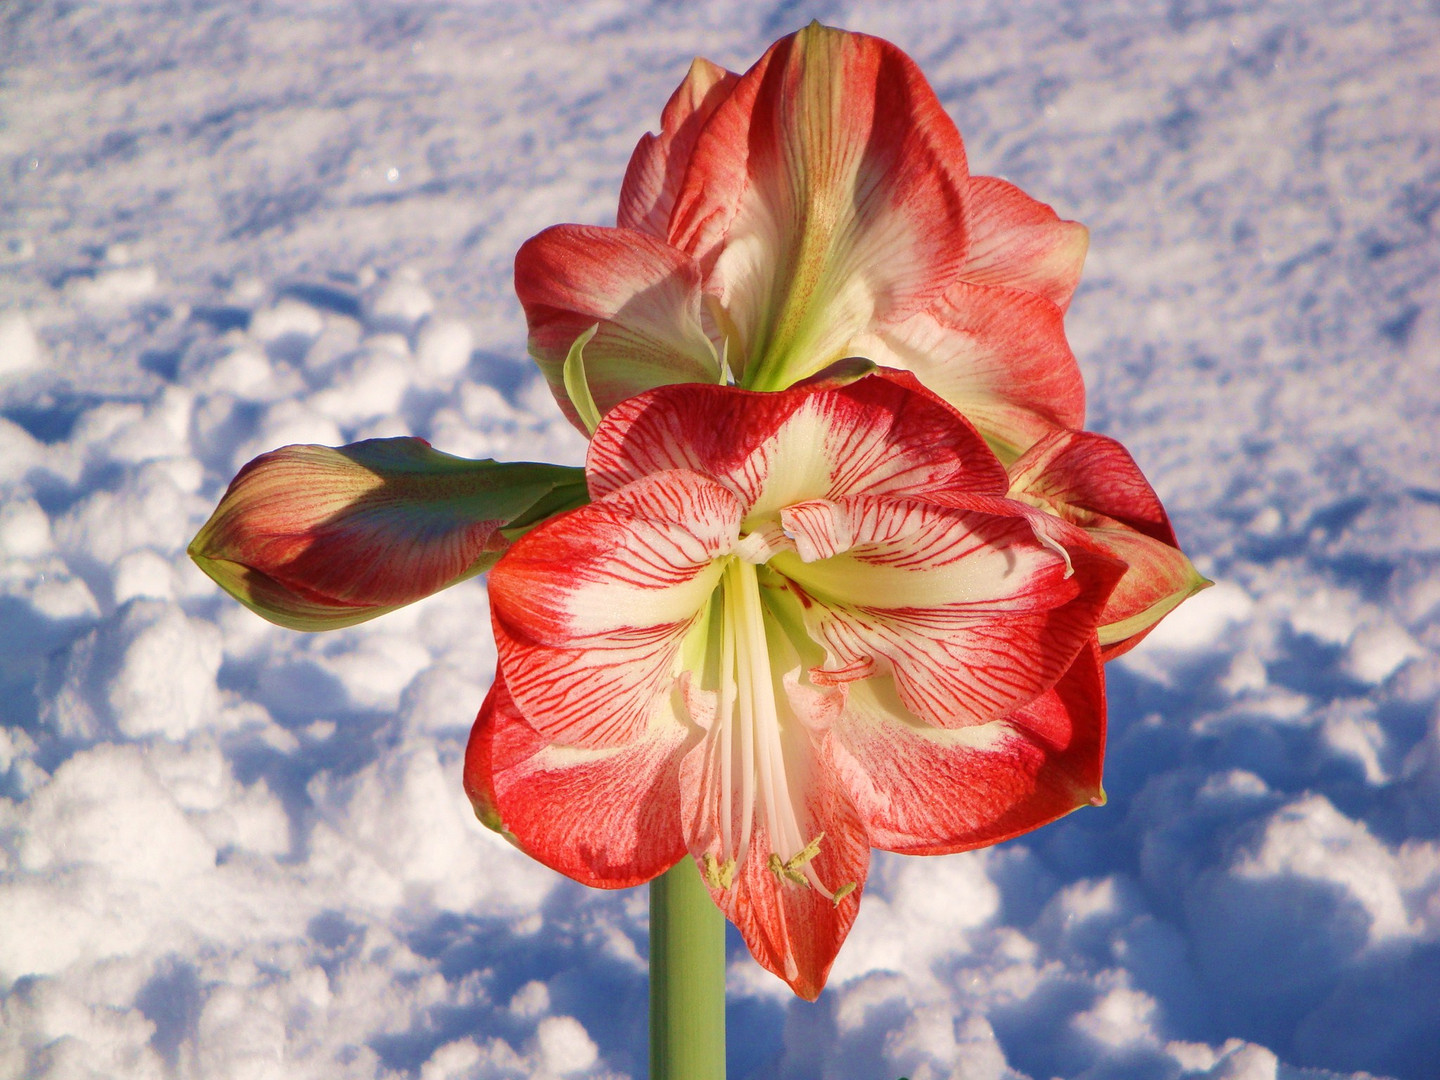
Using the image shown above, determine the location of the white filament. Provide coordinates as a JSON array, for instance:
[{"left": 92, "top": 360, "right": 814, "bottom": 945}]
[{"left": 715, "top": 557, "right": 835, "bottom": 898}]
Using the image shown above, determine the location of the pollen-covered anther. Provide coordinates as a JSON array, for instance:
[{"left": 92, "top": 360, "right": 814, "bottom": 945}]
[
  {"left": 767, "top": 833, "right": 827, "bottom": 888},
  {"left": 785, "top": 832, "right": 825, "bottom": 873},
  {"left": 832, "top": 881, "right": 857, "bottom": 905},
  {"left": 703, "top": 853, "right": 737, "bottom": 890},
  {"left": 768, "top": 853, "right": 809, "bottom": 887}
]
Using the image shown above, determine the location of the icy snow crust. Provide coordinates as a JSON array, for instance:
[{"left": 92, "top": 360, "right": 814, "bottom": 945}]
[{"left": 1, "top": 1, "right": 1437, "bottom": 1077}]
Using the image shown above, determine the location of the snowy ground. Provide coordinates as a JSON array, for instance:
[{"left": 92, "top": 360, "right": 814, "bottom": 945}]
[{"left": 1, "top": 1, "right": 1437, "bottom": 1078}]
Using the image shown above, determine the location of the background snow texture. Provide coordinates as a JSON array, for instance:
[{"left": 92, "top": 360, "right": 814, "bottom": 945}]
[{"left": 2, "top": 1, "right": 1438, "bottom": 1078}]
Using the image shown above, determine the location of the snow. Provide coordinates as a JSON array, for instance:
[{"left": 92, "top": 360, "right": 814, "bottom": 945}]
[{"left": 1, "top": 1, "right": 1437, "bottom": 1078}]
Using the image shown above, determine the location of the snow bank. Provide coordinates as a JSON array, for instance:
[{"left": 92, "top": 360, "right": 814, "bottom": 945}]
[{"left": 1, "top": 1, "right": 1436, "bottom": 1078}]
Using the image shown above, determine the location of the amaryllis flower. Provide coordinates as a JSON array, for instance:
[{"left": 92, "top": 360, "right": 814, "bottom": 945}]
[
  {"left": 189, "top": 438, "right": 586, "bottom": 630},
  {"left": 1006, "top": 429, "right": 1211, "bottom": 658},
  {"left": 464, "top": 370, "right": 1124, "bottom": 998},
  {"left": 517, "top": 22, "right": 1088, "bottom": 459}
]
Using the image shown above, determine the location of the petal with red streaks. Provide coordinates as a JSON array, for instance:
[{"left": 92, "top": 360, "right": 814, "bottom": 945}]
[
  {"left": 853, "top": 282, "right": 1085, "bottom": 461},
  {"left": 832, "top": 641, "right": 1106, "bottom": 854},
  {"left": 488, "top": 469, "right": 739, "bottom": 748},
  {"left": 587, "top": 371, "right": 1007, "bottom": 512},
  {"left": 773, "top": 494, "right": 1122, "bottom": 728},
  {"left": 618, "top": 57, "right": 741, "bottom": 238},
  {"left": 679, "top": 653, "right": 868, "bottom": 1000},
  {"left": 668, "top": 23, "right": 972, "bottom": 389},
  {"left": 962, "top": 176, "right": 1090, "bottom": 311},
  {"left": 1007, "top": 429, "right": 1209, "bottom": 656},
  {"left": 465, "top": 675, "right": 690, "bottom": 888},
  {"left": 514, "top": 224, "right": 719, "bottom": 429}
]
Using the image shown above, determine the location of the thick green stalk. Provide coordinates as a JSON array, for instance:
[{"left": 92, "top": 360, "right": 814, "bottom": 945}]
[{"left": 650, "top": 859, "right": 727, "bottom": 1080}]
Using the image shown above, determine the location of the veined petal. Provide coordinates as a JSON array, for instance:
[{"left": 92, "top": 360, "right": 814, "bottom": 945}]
[
  {"left": 962, "top": 176, "right": 1090, "bottom": 311},
  {"left": 1007, "top": 429, "right": 1209, "bottom": 656},
  {"left": 488, "top": 469, "right": 739, "bottom": 748},
  {"left": 618, "top": 57, "right": 741, "bottom": 238},
  {"left": 773, "top": 494, "right": 1123, "bottom": 728},
  {"left": 1007, "top": 428, "right": 1178, "bottom": 544},
  {"left": 188, "top": 439, "right": 587, "bottom": 631},
  {"left": 465, "top": 674, "right": 690, "bottom": 888},
  {"left": 832, "top": 641, "right": 1106, "bottom": 854},
  {"left": 679, "top": 613, "right": 867, "bottom": 1000},
  {"left": 514, "top": 224, "right": 719, "bottom": 429},
  {"left": 852, "top": 282, "right": 1085, "bottom": 461},
  {"left": 667, "top": 22, "right": 972, "bottom": 390},
  {"left": 587, "top": 371, "right": 1007, "bottom": 514},
  {"left": 704, "top": 788, "right": 867, "bottom": 1000},
  {"left": 1089, "top": 524, "right": 1211, "bottom": 659}
]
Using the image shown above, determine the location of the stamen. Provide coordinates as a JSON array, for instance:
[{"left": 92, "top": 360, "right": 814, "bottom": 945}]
[
  {"left": 704, "top": 294, "right": 745, "bottom": 381},
  {"left": 717, "top": 577, "right": 737, "bottom": 857},
  {"left": 716, "top": 559, "right": 845, "bottom": 900},
  {"left": 1032, "top": 523, "right": 1074, "bottom": 579},
  {"left": 703, "top": 853, "right": 736, "bottom": 890},
  {"left": 723, "top": 565, "right": 756, "bottom": 871},
  {"left": 784, "top": 832, "right": 824, "bottom": 873},
  {"left": 733, "top": 560, "right": 795, "bottom": 868}
]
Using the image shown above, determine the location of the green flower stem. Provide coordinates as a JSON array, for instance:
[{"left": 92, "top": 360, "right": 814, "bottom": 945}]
[{"left": 650, "top": 858, "right": 727, "bottom": 1080}]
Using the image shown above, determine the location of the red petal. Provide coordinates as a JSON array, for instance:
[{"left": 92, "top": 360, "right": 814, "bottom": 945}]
[
  {"left": 774, "top": 494, "right": 1122, "bottom": 729},
  {"left": 680, "top": 722, "right": 869, "bottom": 1000},
  {"left": 617, "top": 57, "right": 741, "bottom": 238},
  {"left": 488, "top": 470, "right": 739, "bottom": 748},
  {"left": 465, "top": 675, "right": 689, "bottom": 888},
  {"left": 1007, "top": 429, "right": 1177, "bottom": 544},
  {"left": 514, "top": 224, "right": 719, "bottom": 428},
  {"left": 962, "top": 176, "right": 1090, "bottom": 312},
  {"left": 666, "top": 24, "right": 972, "bottom": 387},
  {"left": 1007, "top": 430, "right": 1208, "bottom": 657},
  {"left": 855, "top": 282, "right": 1085, "bottom": 460},
  {"left": 586, "top": 370, "right": 1008, "bottom": 511},
  {"left": 1088, "top": 524, "right": 1210, "bottom": 660},
  {"left": 833, "top": 640, "right": 1106, "bottom": 854}
]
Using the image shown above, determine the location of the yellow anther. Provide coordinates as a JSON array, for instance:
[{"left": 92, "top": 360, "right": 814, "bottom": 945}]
[
  {"left": 703, "top": 854, "right": 736, "bottom": 890},
  {"left": 784, "top": 832, "right": 825, "bottom": 874},
  {"left": 832, "top": 881, "right": 857, "bottom": 905},
  {"left": 766, "top": 852, "right": 809, "bottom": 887}
]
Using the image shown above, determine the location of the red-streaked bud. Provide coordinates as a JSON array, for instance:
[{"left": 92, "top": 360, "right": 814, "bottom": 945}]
[{"left": 189, "top": 438, "right": 587, "bottom": 631}]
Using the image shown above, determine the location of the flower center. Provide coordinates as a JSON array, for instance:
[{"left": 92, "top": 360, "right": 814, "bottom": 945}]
[{"left": 706, "top": 556, "right": 838, "bottom": 898}]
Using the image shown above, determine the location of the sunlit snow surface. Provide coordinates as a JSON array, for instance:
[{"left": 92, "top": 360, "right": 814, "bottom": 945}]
[{"left": 2, "top": 1, "right": 1438, "bottom": 1077}]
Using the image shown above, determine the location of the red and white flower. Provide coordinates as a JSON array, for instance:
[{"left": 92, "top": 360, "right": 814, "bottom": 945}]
[
  {"left": 181, "top": 20, "right": 1211, "bottom": 1012},
  {"left": 517, "top": 22, "right": 1089, "bottom": 459},
  {"left": 465, "top": 371, "right": 1124, "bottom": 998}
]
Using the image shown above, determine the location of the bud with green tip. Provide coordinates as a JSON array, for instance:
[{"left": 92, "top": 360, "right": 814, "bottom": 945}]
[{"left": 189, "top": 437, "right": 588, "bottom": 631}]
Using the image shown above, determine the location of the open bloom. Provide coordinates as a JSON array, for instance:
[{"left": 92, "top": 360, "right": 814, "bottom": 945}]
[
  {"left": 517, "top": 22, "right": 1089, "bottom": 459},
  {"left": 465, "top": 371, "right": 1124, "bottom": 997}
]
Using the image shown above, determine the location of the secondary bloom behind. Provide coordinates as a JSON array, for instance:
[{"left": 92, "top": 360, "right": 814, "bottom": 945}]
[
  {"left": 465, "top": 370, "right": 1126, "bottom": 998},
  {"left": 517, "top": 22, "right": 1089, "bottom": 460}
]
